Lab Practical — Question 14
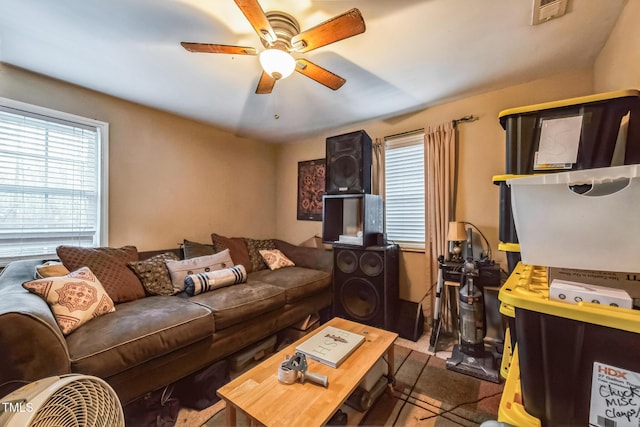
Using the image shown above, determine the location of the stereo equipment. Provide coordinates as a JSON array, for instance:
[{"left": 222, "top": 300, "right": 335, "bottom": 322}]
[
  {"left": 441, "top": 260, "right": 501, "bottom": 287},
  {"left": 326, "top": 130, "right": 372, "bottom": 194},
  {"left": 332, "top": 244, "right": 399, "bottom": 330}
]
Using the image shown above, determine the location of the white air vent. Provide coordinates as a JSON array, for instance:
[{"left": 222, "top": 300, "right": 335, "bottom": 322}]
[{"left": 531, "top": 0, "right": 568, "bottom": 25}]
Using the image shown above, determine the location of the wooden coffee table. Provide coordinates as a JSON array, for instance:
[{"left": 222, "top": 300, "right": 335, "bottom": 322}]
[{"left": 217, "top": 317, "right": 398, "bottom": 427}]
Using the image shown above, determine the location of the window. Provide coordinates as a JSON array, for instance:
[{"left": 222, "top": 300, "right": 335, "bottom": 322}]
[
  {"left": 0, "top": 97, "right": 108, "bottom": 264},
  {"left": 384, "top": 131, "right": 425, "bottom": 249}
]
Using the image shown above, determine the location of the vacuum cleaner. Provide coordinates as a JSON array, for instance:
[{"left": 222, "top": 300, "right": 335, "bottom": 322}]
[{"left": 445, "top": 230, "right": 501, "bottom": 383}]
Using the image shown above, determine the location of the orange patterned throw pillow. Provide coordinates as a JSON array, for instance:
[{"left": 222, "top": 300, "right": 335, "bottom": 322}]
[
  {"left": 259, "top": 249, "right": 295, "bottom": 271},
  {"left": 23, "top": 267, "right": 115, "bottom": 335}
]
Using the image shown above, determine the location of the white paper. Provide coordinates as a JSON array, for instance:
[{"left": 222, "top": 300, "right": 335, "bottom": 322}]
[
  {"left": 590, "top": 362, "right": 640, "bottom": 427},
  {"left": 536, "top": 115, "right": 583, "bottom": 165}
]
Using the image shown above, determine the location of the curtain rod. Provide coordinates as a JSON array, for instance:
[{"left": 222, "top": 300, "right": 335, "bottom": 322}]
[
  {"left": 452, "top": 115, "right": 478, "bottom": 127},
  {"left": 383, "top": 128, "right": 424, "bottom": 141},
  {"left": 383, "top": 115, "right": 478, "bottom": 140}
]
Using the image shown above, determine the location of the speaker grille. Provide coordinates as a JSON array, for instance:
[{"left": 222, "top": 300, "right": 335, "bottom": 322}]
[
  {"left": 336, "top": 250, "right": 358, "bottom": 274},
  {"left": 325, "top": 130, "right": 372, "bottom": 194},
  {"left": 340, "top": 277, "right": 380, "bottom": 321},
  {"left": 330, "top": 155, "right": 359, "bottom": 189},
  {"left": 360, "top": 251, "right": 383, "bottom": 277}
]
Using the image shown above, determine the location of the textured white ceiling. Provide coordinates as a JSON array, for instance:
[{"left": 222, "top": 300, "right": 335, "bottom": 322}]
[{"left": 0, "top": 0, "right": 626, "bottom": 142}]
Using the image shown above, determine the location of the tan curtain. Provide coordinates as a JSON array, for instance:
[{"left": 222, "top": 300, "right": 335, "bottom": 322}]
[
  {"left": 424, "top": 122, "right": 457, "bottom": 321},
  {"left": 372, "top": 138, "right": 385, "bottom": 198}
]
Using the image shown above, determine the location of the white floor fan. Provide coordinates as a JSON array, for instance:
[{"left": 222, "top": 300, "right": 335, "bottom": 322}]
[{"left": 0, "top": 374, "right": 124, "bottom": 427}]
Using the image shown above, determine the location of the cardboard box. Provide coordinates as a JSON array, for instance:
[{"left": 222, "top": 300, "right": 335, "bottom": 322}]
[
  {"left": 548, "top": 267, "right": 640, "bottom": 305},
  {"left": 549, "top": 279, "right": 632, "bottom": 308}
]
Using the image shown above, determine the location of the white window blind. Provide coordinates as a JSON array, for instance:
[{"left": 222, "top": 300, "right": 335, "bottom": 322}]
[
  {"left": 384, "top": 131, "right": 425, "bottom": 249},
  {"left": 0, "top": 98, "right": 108, "bottom": 264}
]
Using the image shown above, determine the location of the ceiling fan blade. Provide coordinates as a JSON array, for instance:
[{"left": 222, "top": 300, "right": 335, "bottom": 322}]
[
  {"left": 181, "top": 42, "right": 257, "bottom": 55},
  {"left": 295, "top": 59, "right": 346, "bottom": 91},
  {"left": 255, "top": 71, "right": 276, "bottom": 94},
  {"left": 291, "top": 8, "right": 365, "bottom": 53},
  {"left": 234, "top": 0, "right": 277, "bottom": 44}
]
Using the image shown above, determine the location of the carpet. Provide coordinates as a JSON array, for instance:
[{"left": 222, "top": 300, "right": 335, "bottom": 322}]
[{"left": 175, "top": 344, "right": 504, "bottom": 426}]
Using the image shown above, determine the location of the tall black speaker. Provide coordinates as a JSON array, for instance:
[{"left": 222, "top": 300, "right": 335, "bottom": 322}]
[
  {"left": 332, "top": 243, "right": 399, "bottom": 330},
  {"left": 326, "top": 130, "right": 372, "bottom": 194}
]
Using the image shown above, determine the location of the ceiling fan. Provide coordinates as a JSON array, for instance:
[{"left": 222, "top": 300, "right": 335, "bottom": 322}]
[{"left": 181, "top": 0, "right": 366, "bottom": 94}]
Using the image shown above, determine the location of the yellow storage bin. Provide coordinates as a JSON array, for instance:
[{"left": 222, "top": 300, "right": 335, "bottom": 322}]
[
  {"left": 499, "top": 263, "right": 640, "bottom": 426},
  {"left": 497, "top": 262, "right": 543, "bottom": 378},
  {"left": 498, "top": 89, "right": 640, "bottom": 175},
  {"left": 497, "top": 242, "right": 520, "bottom": 253},
  {"left": 498, "top": 347, "right": 540, "bottom": 427},
  {"left": 498, "top": 326, "right": 513, "bottom": 380}
]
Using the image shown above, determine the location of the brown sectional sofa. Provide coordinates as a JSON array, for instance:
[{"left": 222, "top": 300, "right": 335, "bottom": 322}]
[{"left": 0, "top": 239, "right": 332, "bottom": 405}]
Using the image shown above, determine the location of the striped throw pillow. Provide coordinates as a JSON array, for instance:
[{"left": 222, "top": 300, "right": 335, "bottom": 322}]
[{"left": 184, "top": 265, "right": 247, "bottom": 296}]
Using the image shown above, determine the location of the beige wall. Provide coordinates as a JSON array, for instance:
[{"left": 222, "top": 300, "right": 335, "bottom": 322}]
[
  {"left": 594, "top": 0, "right": 640, "bottom": 92},
  {"left": 1, "top": 0, "right": 633, "bottom": 308},
  {"left": 0, "top": 63, "right": 277, "bottom": 251},
  {"left": 275, "top": 69, "right": 594, "bottom": 302}
]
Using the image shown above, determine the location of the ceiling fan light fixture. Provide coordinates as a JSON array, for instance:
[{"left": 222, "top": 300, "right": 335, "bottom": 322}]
[
  {"left": 181, "top": 4, "right": 366, "bottom": 94},
  {"left": 259, "top": 48, "right": 296, "bottom": 80}
]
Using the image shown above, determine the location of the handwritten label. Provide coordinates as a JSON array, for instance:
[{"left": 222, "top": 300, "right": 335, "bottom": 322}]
[{"left": 590, "top": 362, "right": 640, "bottom": 426}]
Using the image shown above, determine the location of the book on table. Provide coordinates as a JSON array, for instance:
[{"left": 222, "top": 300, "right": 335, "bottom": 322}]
[{"left": 295, "top": 325, "right": 366, "bottom": 368}]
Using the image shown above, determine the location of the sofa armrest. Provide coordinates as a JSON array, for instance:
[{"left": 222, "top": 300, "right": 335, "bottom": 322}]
[
  {"left": 0, "top": 261, "right": 71, "bottom": 387},
  {"left": 274, "top": 240, "right": 333, "bottom": 273}
]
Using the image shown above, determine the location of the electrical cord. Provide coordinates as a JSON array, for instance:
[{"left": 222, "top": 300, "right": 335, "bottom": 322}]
[
  {"left": 381, "top": 239, "right": 439, "bottom": 305},
  {"left": 385, "top": 347, "right": 504, "bottom": 425},
  {"left": 418, "top": 390, "right": 504, "bottom": 422},
  {"left": 389, "top": 352, "right": 431, "bottom": 426},
  {"left": 389, "top": 351, "right": 503, "bottom": 426},
  {"left": 381, "top": 355, "right": 396, "bottom": 387}
]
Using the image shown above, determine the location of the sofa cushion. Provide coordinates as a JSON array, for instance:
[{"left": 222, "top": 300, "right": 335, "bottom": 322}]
[
  {"left": 248, "top": 267, "right": 331, "bottom": 303},
  {"left": 245, "top": 238, "right": 276, "bottom": 272},
  {"left": 56, "top": 245, "right": 145, "bottom": 303},
  {"left": 128, "top": 252, "right": 180, "bottom": 296},
  {"left": 66, "top": 296, "right": 214, "bottom": 378},
  {"left": 211, "top": 234, "right": 252, "bottom": 272},
  {"left": 23, "top": 267, "right": 116, "bottom": 335},
  {"left": 188, "top": 280, "right": 285, "bottom": 330}
]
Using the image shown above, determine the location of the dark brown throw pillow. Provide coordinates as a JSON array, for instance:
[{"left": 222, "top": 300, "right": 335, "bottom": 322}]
[
  {"left": 245, "top": 238, "right": 276, "bottom": 272},
  {"left": 128, "top": 252, "right": 180, "bottom": 296},
  {"left": 183, "top": 239, "right": 215, "bottom": 259},
  {"left": 56, "top": 245, "right": 145, "bottom": 303},
  {"left": 211, "top": 233, "right": 253, "bottom": 272}
]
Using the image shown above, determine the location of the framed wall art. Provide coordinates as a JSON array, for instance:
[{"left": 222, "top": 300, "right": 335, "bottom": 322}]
[{"left": 297, "top": 158, "right": 325, "bottom": 221}]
